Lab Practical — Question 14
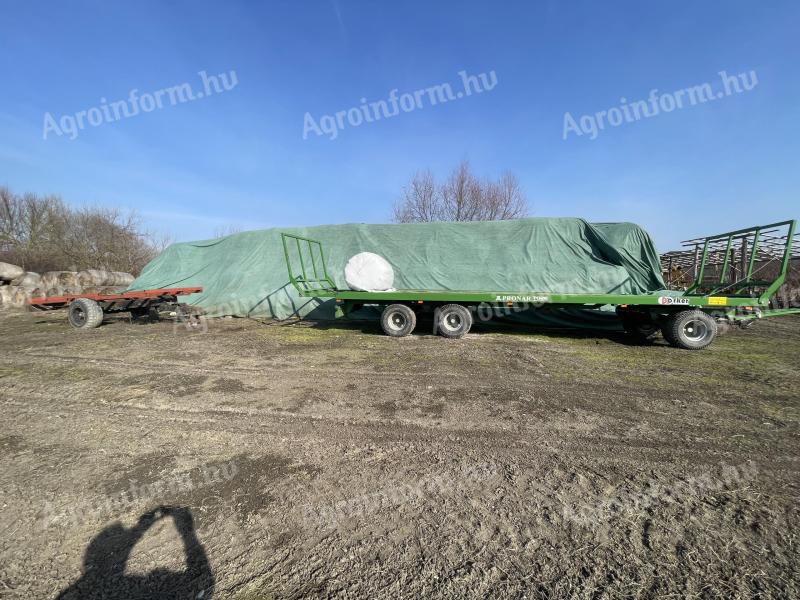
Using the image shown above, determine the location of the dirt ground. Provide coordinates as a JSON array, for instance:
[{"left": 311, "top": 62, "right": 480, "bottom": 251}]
[{"left": 0, "top": 309, "right": 798, "bottom": 599}]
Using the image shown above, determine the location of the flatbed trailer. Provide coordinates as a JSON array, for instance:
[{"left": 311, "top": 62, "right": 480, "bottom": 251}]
[
  {"left": 280, "top": 219, "right": 800, "bottom": 350},
  {"left": 28, "top": 287, "right": 203, "bottom": 329}
]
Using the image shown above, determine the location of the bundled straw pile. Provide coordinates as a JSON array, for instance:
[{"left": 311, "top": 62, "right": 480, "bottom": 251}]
[{"left": 0, "top": 262, "right": 133, "bottom": 310}]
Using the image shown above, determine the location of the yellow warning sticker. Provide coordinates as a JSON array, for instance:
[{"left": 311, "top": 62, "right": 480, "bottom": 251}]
[{"left": 708, "top": 297, "right": 728, "bottom": 306}]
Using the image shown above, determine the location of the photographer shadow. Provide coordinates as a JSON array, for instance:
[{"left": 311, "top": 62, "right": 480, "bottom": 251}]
[{"left": 57, "top": 506, "right": 214, "bottom": 600}]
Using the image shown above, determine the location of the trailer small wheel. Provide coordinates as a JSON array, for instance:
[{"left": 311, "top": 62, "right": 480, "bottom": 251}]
[
  {"left": 68, "top": 298, "right": 104, "bottom": 330},
  {"left": 662, "top": 310, "right": 717, "bottom": 350},
  {"left": 436, "top": 304, "right": 473, "bottom": 339},
  {"left": 380, "top": 304, "right": 416, "bottom": 337}
]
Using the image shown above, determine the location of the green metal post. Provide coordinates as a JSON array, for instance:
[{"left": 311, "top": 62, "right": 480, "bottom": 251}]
[
  {"left": 317, "top": 243, "right": 332, "bottom": 285},
  {"left": 281, "top": 233, "right": 296, "bottom": 287},
  {"left": 295, "top": 238, "right": 308, "bottom": 282},
  {"left": 760, "top": 219, "right": 797, "bottom": 303},
  {"left": 685, "top": 240, "right": 710, "bottom": 295},
  {"left": 746, "top": 229, "right": 760, "bottom": 281},
  {"left": 309, "top": 243, "right": 319, "bottom": 280},
  {"left": 718, "top": 235, "right": 733, "bottom": 285}
]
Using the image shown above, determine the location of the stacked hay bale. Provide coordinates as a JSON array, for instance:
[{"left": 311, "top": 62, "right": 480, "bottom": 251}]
[
  {"left": 0, "top": 262, "right": 133, "bottom": 310},
  {"left": 0, "top": 262, "right": 24, "bottom": 281},
  {"left": 0, "top": 262, "right": 26, "bottom": 310},
  {"left": 77, "top": 270, "right": 134, "bottom": 288}
]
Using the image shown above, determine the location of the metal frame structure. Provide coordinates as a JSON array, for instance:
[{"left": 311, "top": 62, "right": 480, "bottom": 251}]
[
  {"left": 661, "top": 220, "right": 799, "bottom": 298},
  {"left": 281, "top": 233, "right": 336, "bottom": 294}
]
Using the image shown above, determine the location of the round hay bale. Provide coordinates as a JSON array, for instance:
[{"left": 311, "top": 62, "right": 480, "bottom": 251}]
[
  {"left": 81, "top": 286, "right": 122, "bottom": 295},
  {"left": 111, "top": 272, "right": 134, "bottom": 286},
  {"left": 10, "top": 271, "right": 41, "bottom": 288},
  {"left": 41, "top": 271, "right": 79, "bottom": 289},
  {"left": 77, "top": 269, "right": 103, "bottom": 287},
  {"left": 0, "top": 286, "right": 14, "bottom": 308},
  {"left": 0, "top": 262, "right": 24, "bottom": 281},
  {"left": 12, "top": 287, "right": 31, "bottom": 308},
  {"left": 40, "top": 272, "right": 64, "bottom": 289},
  {"left": 78, "top": 270, "right": 134, "bottom": 287},
  {"left": 58, "top": 272, "right": 79, "bottom": 287},
  {"left": 45, "top": 286, "right": 65, "bottom": 297}
]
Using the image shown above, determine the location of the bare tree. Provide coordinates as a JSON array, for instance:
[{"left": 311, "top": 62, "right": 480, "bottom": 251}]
[
  {"left": 213, "top": 224, "right": 243, "bottom": 239},
  {"left": 0, "top": 186, "right": 166, "bottom": 274},
  {"left": 483, "top": 172, "right": 527, "bottom": 220},
  {"left": 392, "top": 170, "right": 439, "bottom": 223},
  {"left": 439, "top": 161, "right": 483, "bottom": 221},
  {"left": 392, "top": 161, "right": 529, "bottom": 223}
]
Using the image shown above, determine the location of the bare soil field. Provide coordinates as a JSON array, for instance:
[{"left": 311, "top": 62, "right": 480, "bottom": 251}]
[{"left": 1, "top": 310, "right": 798, "bottom": 599}]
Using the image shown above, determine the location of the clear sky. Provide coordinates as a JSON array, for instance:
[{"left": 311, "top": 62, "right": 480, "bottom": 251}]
[{"left": 1, "top": 1, "right": 798, "bottom": 251}]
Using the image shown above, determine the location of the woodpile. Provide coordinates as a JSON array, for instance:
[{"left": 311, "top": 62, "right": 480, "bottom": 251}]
[{"left": 0, "top": 262, "right": 133, "bottom": 310}]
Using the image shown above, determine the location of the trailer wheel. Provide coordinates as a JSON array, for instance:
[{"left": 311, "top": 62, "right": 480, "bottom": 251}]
[
  {"left": 662, "top": 310, "right": 717, "bottom": 350},
  {"left": 380, "top": 304, "right": 416, "bottom": 337},
  {"left": 436, "top": 304, "right": 473, "bottom": 339},
  {"left": 68, "top": 298, "right": 104, "bottom": 330}
]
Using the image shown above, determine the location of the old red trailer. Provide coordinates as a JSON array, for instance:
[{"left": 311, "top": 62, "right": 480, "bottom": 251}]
[{"left": 28, "top": 287, "right": 203, "bottom": 329}]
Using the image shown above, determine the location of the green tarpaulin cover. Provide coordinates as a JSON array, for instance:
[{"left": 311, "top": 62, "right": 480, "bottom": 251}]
[{"left": 128, "top": 218, "right": 666, "bottom": 328}]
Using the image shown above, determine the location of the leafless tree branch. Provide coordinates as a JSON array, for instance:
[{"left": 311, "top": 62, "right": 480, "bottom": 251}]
[
  {"left": 0, "top": 186, "right": 166, "bottom": 274},
  {"left": 392, "top": 161, "right": 529, "bottom": 223}
]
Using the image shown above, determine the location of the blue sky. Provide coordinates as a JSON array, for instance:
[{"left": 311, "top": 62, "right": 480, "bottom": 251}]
[{"left": 1, "top": 1, "right": 798, "bottom": 251}]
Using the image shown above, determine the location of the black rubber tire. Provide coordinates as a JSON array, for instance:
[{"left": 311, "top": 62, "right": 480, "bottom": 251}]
[
  {"left": 380, "top": 304, "right": 416, "bottom": 337},
  {"left": 436, "top": 304, "right": 473, "bottom": 339},
  {"left": 68, "top": 298, "right": 104, "bottom": 330},
  {"left": 662, "top": 310, "right": 718, "bottom": 350}
]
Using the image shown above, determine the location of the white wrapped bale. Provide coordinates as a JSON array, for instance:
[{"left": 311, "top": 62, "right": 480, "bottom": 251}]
[
  {"left": 77, "top": 270, "right": 134, "bottom": 287},
  {"left": 0, "top": 262, "right": 24, "bottom": 281},
  {"left": 344, "top": 252, "right": 395, "bottom": 292}
]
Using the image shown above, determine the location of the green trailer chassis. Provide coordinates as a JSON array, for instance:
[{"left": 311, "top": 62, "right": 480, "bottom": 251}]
[{"left": 280, "top": 219, "right": 799, "bottom": 349}]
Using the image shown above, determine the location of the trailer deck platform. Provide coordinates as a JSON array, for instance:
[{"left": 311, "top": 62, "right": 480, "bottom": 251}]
[{"left": 29, "top": 287, "right": 203, "bottom": 329}]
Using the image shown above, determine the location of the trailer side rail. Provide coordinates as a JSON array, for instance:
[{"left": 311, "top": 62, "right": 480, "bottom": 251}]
[
  {"left": 29, "top": 286, "right": 203, "bottom": 308},
  {"left": 664, "top": 220, "right": 798, "bottom": 301}
]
